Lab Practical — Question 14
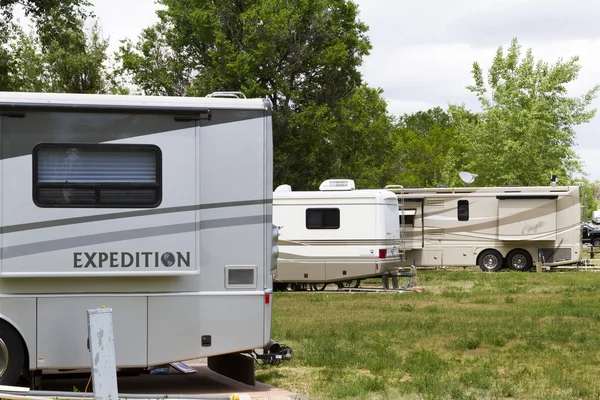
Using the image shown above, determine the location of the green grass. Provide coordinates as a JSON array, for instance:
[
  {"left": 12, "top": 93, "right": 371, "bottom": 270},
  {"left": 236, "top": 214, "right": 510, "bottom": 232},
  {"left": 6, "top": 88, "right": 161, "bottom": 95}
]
[{"left": 256, "top": 269, "right": 600, "bottom": 399}]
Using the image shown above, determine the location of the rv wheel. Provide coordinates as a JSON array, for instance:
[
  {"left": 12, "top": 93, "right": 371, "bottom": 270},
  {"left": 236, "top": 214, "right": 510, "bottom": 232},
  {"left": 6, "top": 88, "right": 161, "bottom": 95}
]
[
  {"left": 506, "top": 249, "right": 532, "bottom": 272},
  {"left": 593, "top": 238, "right": 600, "bottom": 248},
  {"left": 337, "top": 280, "right": 360, "bottom": 289},
  {"left": 310, "top": 283, "right": 328, "bottom": 291},
  {"left": 0, "top": 320, "right": 25, "bottom": 386},
  {"left": 478, "top": 250, "right": 503, "bottom": 272}
]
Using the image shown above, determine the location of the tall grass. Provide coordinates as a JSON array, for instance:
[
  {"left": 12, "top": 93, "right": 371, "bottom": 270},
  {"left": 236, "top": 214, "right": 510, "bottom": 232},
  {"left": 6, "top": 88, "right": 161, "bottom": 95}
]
[{"left": 257, "top": 269, "right": 600, "bottom": 399}]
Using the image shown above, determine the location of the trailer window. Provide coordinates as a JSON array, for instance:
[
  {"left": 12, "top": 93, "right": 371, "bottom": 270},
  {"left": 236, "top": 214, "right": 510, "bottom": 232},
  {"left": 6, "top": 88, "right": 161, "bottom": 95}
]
[
  {"left": 457, "top": 200, "right": 469, "bottom": 221},
  {"left": 399, "top": 209, "right": 416, "bottom": 226},
  {"left": 33, "top": 143, "right": 161, "bottom": 208},
  {"left": 306, "top": 208, "right": 340, "bottom": 229}
]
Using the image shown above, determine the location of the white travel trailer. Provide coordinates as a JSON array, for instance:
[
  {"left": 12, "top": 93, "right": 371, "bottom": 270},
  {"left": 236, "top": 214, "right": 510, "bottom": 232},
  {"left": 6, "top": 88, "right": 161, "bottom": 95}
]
[
  {"left": 0, "top": 91, "right": 287, "bottom": 387},
  {"left": 272, "top": 179, "right": 403, "bottom": 290},
  {"left": 384, "top": 185, "right": 582, "bottom": 272}
]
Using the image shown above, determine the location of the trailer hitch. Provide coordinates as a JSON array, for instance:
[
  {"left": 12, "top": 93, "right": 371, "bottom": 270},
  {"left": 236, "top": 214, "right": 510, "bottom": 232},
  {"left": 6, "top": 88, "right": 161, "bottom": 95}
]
[{"left": 251, "top": 339, "right": 292, "bottom": 365}]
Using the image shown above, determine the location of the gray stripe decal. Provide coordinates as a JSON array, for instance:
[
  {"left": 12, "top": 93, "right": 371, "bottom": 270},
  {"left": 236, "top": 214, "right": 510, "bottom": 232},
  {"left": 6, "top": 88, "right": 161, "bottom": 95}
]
[
  {"left": 1, "top": 215, "right": 270, "bottom": 260},
  {"left": 1, "top": 108, "right": 265, "bottom": 160},
  {"left": 0, "top": 199, "right": 270, "bottom": 234}
]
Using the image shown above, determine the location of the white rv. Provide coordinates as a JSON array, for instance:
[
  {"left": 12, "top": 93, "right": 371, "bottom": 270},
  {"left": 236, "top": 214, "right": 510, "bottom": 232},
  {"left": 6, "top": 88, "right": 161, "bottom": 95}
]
[
  {"left": 384, "top": 185, "right": 582, "bottom": 272},
  {"left": 0, "top": 91, "right": 286, "bottom": 387},
  {"left": 272, "top": 179, "right": 403, "bottom": 290}
]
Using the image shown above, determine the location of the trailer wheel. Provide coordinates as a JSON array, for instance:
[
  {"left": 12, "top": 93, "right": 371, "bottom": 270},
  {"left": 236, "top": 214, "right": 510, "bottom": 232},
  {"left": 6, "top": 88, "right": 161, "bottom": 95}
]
[
  {"left": 506, "top": 249, "right": 532, "bottom": 272},
  {"left": 337, "top": 280, "right": 360, "bottom": 289},
  {"left": 0, "top": 320, "right": 25, "bottom": 386},
  {"left": 593, "top": 238, "right": 600, "bottom": 248},
  {"left": 310, "top": 283, "right": 328, "bottom": 291},
  {"left": 478, "top": 250, "right": 503, "bottom": 272}
]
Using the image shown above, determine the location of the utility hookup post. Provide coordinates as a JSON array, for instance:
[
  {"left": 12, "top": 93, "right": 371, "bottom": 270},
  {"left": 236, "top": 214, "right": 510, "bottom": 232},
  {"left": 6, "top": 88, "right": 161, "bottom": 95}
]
[{"left": 87, "top": 307, "right": 119, "bottom": 400}]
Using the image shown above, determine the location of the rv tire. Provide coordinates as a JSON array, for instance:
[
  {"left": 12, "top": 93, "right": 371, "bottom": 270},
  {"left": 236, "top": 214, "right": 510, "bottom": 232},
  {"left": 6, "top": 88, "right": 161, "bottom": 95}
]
[
  {"left": 337, "top": 280, "right": 360, "bottom": 289},
  {"left": 310, "top": 283, "right": 328, "bottom": 291},
  {"left": 593, "top": 238, "right": 600, "bottom": 248},
  {"left": 478, "top": 250, "right": 503, "bottom": 272},
  {"left": 506, "top": 249, "right": 533, "bottom": 272},
  {"left": 0, "top": 320, "right": 25, "bottom": 386}
]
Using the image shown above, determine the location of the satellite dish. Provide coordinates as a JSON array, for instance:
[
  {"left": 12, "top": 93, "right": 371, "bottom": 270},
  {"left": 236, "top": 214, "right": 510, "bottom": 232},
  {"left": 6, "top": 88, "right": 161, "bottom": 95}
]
[{"left": 459, "top": 171, "right": 478, "bottom": 187}]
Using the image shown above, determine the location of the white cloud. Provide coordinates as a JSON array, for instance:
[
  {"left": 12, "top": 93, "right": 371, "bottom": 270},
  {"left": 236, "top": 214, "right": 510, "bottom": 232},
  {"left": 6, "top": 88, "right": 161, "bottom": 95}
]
[
  {"left": 384, "top": 99, "right": 439, "bottom": 117},
  {"left": 353, "top": 0, "right": 600, "bottom": 181},
  {"left": 92, "top": 0, "right": 161, "bottom": 52}
]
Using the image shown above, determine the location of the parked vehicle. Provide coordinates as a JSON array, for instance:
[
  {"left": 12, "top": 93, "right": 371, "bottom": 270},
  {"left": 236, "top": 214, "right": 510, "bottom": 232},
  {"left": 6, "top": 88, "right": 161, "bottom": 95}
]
[
  {"left": 582, "top": 222, "right": 600, "bottom": 247},
  {"left": 272, "top": 179, "right": 403, "bottom": 291},
  {"left": 0, "top": 91, "right": 286, "bottom": 386},
  {"left": 385, "top": 185, "right": 582, "bottom": 272}
]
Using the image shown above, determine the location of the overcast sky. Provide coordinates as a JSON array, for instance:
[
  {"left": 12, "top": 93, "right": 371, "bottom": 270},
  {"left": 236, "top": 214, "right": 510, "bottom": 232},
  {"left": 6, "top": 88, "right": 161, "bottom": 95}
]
[{"left": 88, "top": 0, "right": 600, "bottom": 182}]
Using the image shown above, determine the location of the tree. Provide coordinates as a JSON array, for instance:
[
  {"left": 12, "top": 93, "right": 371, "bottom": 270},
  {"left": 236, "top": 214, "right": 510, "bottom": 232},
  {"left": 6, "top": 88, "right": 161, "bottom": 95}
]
[
  {"left": 0, "top": 0, "right": 92, "bottom": 90},
  {"left": 464, "top": 37, "right": 599, "bottom": 186},
  {"left": 315, "top": 85, "right": 401, "bottom": 189},
  {"left": 2, "top": 2, "right": 124, "bottom": 94},
  {"left": 577, "top": 178, "right": 600, "bottom": 221},
  {"left": 40, "top": 15, "right": 111, "bottom": 93},
  {"left": 393, "top": 106, "right": 474, "bottom": 188},
  {"left": 117, "top": 0, "right": 386, "bottom": 189}
]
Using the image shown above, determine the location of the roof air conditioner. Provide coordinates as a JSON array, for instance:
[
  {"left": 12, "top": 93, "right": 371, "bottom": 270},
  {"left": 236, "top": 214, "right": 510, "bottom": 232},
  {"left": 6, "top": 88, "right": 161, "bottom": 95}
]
[{"left": 319, "top": 179, "right": 355, "bottom": 191}]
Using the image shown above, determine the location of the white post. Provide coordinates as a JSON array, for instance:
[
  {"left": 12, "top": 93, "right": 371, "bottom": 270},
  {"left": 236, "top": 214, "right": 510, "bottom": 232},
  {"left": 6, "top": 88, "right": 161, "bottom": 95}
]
[{"left": 87, "top": 307, "right": 119, "bottom": 400}]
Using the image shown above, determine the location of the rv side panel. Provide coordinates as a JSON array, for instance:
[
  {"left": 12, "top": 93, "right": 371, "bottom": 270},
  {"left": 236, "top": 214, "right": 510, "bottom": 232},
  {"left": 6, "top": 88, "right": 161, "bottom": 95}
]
[
  {"left": 0, "top": 298, "right": 35, "bottom": 369},
  {"left": 497, "top": 198, "right": 557, "bottom": 240},
  {"left": 1, "top": 111, "right": 198, "bottom": 278},
  {"left": 147, "top": 294, "right": 265, "bottom": 364},
  {"left": 37, "top": 296, "right": 147, "bottom": 369}
]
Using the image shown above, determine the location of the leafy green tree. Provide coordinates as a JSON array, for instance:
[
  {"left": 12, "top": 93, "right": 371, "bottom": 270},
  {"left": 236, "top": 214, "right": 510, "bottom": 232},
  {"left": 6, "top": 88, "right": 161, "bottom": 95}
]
[
  {"left": 316, "top": 85, "right": 401, "bottom": 189},
  {"left": 3, "top": 7, "right": 124, "bottom": 93},
  {"left": 394, "top": 106, "right": 474, "bottom": 188},
  {"left": 577, "top": 178, "right": 600, "bottom": 221},
  {"left": 117, "top": 0, "right": 386, "bottom": 189},
  {"left": 117, "top": 23, "right": 193, "bottom": 96},
  {"left": 7, "top": 24, "right": 46, "bottom": 91},
  {"left": 464, "top": 37, "right": 599, "bottom": 186},
  {"left": 41, "top": 15, "right": 111, "bottom": 93},
  {"left": 0, "top": 0, "right": 92, "bottom": 90}
]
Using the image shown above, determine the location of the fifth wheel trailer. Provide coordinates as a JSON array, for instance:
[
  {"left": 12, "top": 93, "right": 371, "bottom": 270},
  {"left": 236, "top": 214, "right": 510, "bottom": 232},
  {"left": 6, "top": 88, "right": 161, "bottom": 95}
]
[
  {"left": 384, "top": 185, "right": 582, "bottom": 272},
  {"left": 272, "top": 179, "right": 403, "bottom": 290},
  {"left": 0, "top": 91, "right": 288, "bottom": 387}
]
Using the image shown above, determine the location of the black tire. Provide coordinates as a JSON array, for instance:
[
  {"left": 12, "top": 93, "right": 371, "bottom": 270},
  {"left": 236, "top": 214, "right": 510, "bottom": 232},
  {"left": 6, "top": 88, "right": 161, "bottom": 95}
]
[
  {"left": 273, "top": 282, "right": 289, "bottom": 292},
  {"left": 118, "top": 368, "right": 145, "bottom": 377},
  {"left": 478, "top": 249, "right": 504, "bottom": 272},
  {"left": 309, "top": 283, "right": 328, "bottom": 291},
  {"left": 593, "top": 238, "right": 600, "bottom": 248},
  {"left": 0, "top": 320, "right": 25, "bottom": 386},
  {"left": 291, "top": 283, "right": 308, "bottom": 291},
  {"left": 506, "top": 249, "right": 533, "bottom": 272},
  {"left": 382, "top": 274, "right": 390, "bottom": 289},
  {"left": 337, "top": 280, "right": 360, "bottom": 289}
]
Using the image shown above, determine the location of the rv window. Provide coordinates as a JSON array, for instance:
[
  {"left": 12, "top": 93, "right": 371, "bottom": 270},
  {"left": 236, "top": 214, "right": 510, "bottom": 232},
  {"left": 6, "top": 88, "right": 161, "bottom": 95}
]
[
  {"left": 306, "top": 208, "right": 340, "bottom": 229},
  {"left": 33, "top": 143, "right": 161, "bottom": 208},
  {"left": 457, "top": 200, "right": 469, "bottom": 221},
  {"left": 399, "top": 209, "right": 416, "bottom": 226}
]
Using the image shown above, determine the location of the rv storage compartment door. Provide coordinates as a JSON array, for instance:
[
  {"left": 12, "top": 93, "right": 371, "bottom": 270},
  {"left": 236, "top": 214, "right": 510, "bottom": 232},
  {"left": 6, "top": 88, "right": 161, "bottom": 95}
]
[
  {"left": 497, "top": 197, "right": 557, "bottom": 241},
  {"left": 37, "top": 296, "right": 147, "bottom": 369}
]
